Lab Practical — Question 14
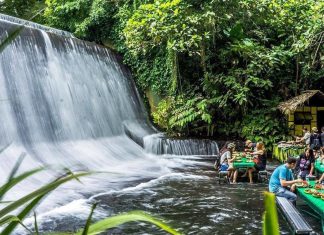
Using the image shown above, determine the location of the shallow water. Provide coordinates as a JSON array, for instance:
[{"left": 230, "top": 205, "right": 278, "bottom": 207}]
[{"left": 17, "top": 157, "right": 321, "bottom": 235}]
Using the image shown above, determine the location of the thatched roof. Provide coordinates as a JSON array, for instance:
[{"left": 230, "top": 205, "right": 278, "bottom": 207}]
[{"left": 278, "top": 90, "right": 324, "bottom": 115}]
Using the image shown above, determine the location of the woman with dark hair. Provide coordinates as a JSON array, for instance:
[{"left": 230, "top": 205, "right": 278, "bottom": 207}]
[{"left": 296, "top": 148, "right": 315, "bottom": 180}]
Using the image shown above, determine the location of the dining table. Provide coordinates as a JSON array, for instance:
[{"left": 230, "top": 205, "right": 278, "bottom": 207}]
[
  {"left": 296, "top": 180, "right": 324, "bottom": 233},
  {"left": 233, "top": 154, "right": 255, "bottom": 169}
]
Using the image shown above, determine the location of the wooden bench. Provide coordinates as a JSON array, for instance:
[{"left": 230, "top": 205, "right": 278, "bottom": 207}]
[{"left": 276, "top": 196, "right": 314, "bottom": 234}]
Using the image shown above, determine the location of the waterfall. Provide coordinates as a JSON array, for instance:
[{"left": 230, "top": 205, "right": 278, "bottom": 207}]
[
  {"left": 0, "top": 16, "right": 165, "bottom": 200},
  {"left": 144, "top": 134, "right": 219, "bottom": 155},
  {"left": 0, "top": 16, "right": 219, "bottom": 232}
]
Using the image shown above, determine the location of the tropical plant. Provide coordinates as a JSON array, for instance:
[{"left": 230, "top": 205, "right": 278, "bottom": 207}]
[{"left": 262, "top": 192, "right": 280, "bottom": 235}]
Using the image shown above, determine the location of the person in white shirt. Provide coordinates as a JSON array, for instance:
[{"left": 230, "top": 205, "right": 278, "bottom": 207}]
[
  {"left": 219, "top": 143, "right": 237, "bottom": 183},
  {"left": 296, "top": 127, "right": 310, "bottom": 145}
]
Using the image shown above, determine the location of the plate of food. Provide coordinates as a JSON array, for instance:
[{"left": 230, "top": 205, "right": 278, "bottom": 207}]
[
  {"left": 305, "top": 189, "right": 317, "bottom": 194},
  {"left": 312, "top": 192, "right": 321, "bottom": 198},
  {"left": 296, "top": 181, "right": 308, "bottom": 187},
  {"left": 315, "top": 184, "right": 323, "bottom": 190}
]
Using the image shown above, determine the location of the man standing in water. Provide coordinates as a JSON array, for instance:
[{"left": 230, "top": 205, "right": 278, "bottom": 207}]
[{"left": 269, "top": 157, "right": 303, "bottom": 202}]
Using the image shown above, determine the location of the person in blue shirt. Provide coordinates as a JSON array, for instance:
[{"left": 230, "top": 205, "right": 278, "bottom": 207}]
[{"left": 269, "top": 157, "right": 303, "bottom": 202}]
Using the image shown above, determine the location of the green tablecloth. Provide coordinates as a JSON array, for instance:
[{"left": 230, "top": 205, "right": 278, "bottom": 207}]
[
  {"left": 272, "top": 144, "right": 305, "bottom": 162},
  {"left": 233, "top": 158, "right": 255, "bottom": 168},
  {"left": 315, "top": 160, "right": 324, "bottom": 174},
  {"left": 296, "top": 181, "right": 324, "bottom": 219}
]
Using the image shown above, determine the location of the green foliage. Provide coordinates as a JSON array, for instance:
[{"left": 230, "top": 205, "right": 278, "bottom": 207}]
[
  {"left": 0, "top": 0, "right": 45, "bottom": 20},
  {"left": 262, "top": 192, "right": 280, "bottom": 235},
  {"left": 44, "top": 0, "right": 117, "bottom": 41},
  {"left": 240, "top": 108, "right": 289, "bottom": 149},
  {"left": 152, "top": 97, "right": 173, "bottom": 130},
  {"left": 124, "top": 0, "right": 213, "bottom": 56},
  {"left": 75, "top": 210, "right": 181, "bottom": 235},
  {"left": 153, "top": 93, "right": 213, "bottom": 135}
]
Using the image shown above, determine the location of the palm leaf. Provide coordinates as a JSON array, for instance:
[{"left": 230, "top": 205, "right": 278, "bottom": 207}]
[
  {"left": 262, "top": 192, "right": 280, "bottom": 235},
  {"left": 34, "top": 211, "right": 39, "bottom": 235},
  {"left": 0, "top": 25, "right": 24, "bottom": 54},
  {"left": 0, "top": 153, "right": 26, "bottom": 201},
  {"left": 0, "top": 172, "right": 91, "bottom": 218},
  {"left": 0, "top": 167, "right": 44, "bottom": 200},
  {"left": 81, "top": 203, "right": 97, "bottom": 235},
  {"left": 2, "top": 194, "right": 45, "bottom": 234},
  {"left": 0, "top": 7, "right": 46, "bottom": 54},
  {"left": 75, "top": 210, "right": 181, "bottom": 235},
  {"left": 0, "top": 215, "right": 20, "bottom": 226}
]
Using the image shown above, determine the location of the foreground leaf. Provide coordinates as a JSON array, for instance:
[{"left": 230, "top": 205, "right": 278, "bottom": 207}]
[
  {"left": 81, "top": 203, "right": 97, "bottom": 235},
  {"left": 0, "top": 172, "right": 91, "bottom": 218},
  {"left": 76, "top": 210, "right": 181, "bottom": 235},
  {"left": 0, "top": 215, "right": 20, "bottom": 226},
  {"left": 1, "top": 194, "right": 45, "bottom": 234},
  {"left": 0, "top": 25, "right": 24, "bottom": 54},
  {"left": 0, "top": 167, "right": 44, "bottom": 200},
  {"left": 263, "top": 192, "right": 279, "bottom": 235}
]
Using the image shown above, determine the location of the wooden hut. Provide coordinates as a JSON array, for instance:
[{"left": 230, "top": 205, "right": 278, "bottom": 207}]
[{"left": 278, "top": 90, "right": 324, "bottom": 136}]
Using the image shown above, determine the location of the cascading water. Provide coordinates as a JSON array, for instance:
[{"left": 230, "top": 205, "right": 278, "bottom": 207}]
[
  {"left": 0, "top": 15, "right": 176, "bottom": 229},
  {"left": 0, "top": 14, "right": 223, "bottom": 234},
  {"left": 144, "top": 133, "right": 219, "bottom": 155}
]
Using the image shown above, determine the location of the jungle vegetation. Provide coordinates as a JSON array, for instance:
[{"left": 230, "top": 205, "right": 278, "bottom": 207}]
[{"left": 1, "top": 0, "right": 323, "bottom": 147}]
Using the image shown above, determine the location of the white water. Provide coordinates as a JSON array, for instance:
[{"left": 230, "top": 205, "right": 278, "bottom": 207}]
[
  {"left": 0, "top": 18, "right": 172, "bottom": 214},
  {"left": 0, "top": 16, "right": 220, "bottom": 234}
]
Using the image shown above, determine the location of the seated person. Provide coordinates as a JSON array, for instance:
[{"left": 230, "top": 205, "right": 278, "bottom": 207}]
[
  {"left": 242, "top": 142, "right": 266, "bottom": 183},
  {"left": 219, "top": 143, "right": 237, "bottom": 183},
  {"left": 295, "top": 127, "right": 311, "bottom": 146},
  {"left": 245, "top": 140, "right": 256, "bottom": 152},
  {"left": 214, "top": 141, "right": 231, "bottom": 169},
  {"left": 269, "top": 157, "right": 303, "bottom": 202},
  {"left": 296, "top": 148, "right": 314, "bottom": 180},
  {"left": 219, "top": 158, "right": 229, "bottom": 172}
]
